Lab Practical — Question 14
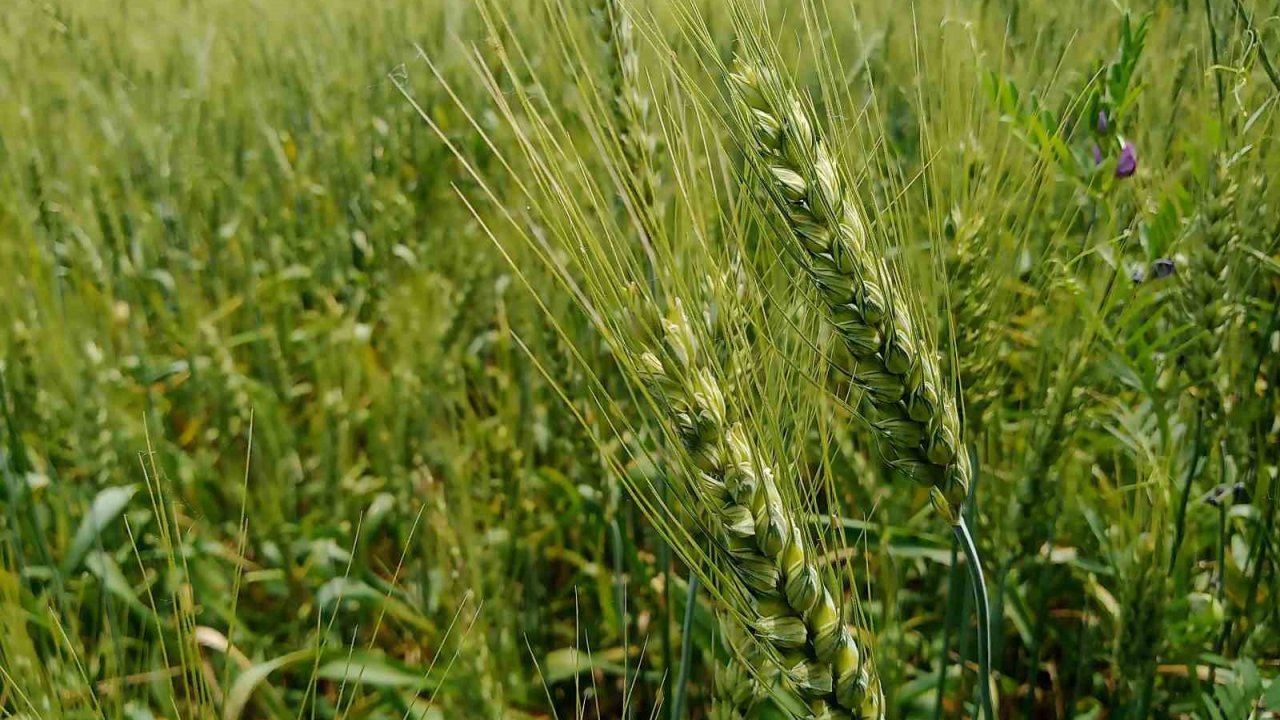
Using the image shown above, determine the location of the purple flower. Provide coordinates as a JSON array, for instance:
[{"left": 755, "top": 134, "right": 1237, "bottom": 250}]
[
  {"left": 1115, "top": 141, "right": 1137, "bottom": 178},
  {"left": 1092, "top": 143, "right": 1103, "bottom": 165},
  {"left": 1096, "top": 110, "right": 1110, "bottom": 135},
  {"left": 1152, "top": 257, "right": 1175, "bottom": 279}
]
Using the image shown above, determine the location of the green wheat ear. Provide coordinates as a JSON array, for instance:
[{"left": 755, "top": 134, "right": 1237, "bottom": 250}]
[
  {"left": 596, "top": 0, "right": 661, "bottom": 237},
  {"left": 1179, "top": 154, "right": 1245, "bottom": 421},
  {"left": 727, "top": 59, "right": 969, "bottom": 525},
  {"left": 641, "top": 299, "right": 884, "bottom": 720}
]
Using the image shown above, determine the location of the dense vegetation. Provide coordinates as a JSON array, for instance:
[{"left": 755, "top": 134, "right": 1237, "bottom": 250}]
[{"left": 1, "top": 1, "right": 1278, "bottom": 718}]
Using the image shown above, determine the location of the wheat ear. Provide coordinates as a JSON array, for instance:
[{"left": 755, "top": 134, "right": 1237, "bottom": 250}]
[
  {"left": 727, "top": 59, "right": 969, "bottom": 525},
  {"left": 946, "top": 218, "right": 1003, "bottom": 426},
  {"left": 640, "top": 299, "right": 884, "bottom": 720},
  {"left": 596, "top": 0, "right": 660, "bottom": 232},
  {"left": 1180, "top": 155, "right": 1244, "bottom": 420}
]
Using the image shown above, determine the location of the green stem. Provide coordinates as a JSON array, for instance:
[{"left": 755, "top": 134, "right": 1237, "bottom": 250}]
[
  {"left": 1213, "top": 497, "right": 1230, "bottom": 656},
  {"left": 609, "top": 518, "right": 630, "bottom": 712},
  {"left": 1065, "top": 590, "right": 1091, "bottom": 714},
  {"left": 955, "top": 518, "right": 995, "bottom": 720},
  {"left": 1132, "top": 666, "right": 1156, "bottom": 720},
  {"left": 670, "top": 575, "right": 699, "bottom": 720},
  {"left": 1169, "top": 404, "right": 1204, "bottom": 572},
  {"left": 1204, "top": 0, "right": 1225, "bottom": 125},
  {"left": 659, "top": 492, "right": 674, "bottom": 714},
  {"left": 1235, "top": 466, "right": 1276, "bottom": 655},
  {"left": 932, "top": 540, "right": 963, "bottom": 720}
]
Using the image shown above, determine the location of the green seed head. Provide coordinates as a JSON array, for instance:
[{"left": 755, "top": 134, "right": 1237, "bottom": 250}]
[{"left": 729, "top": 54, "right": 969, "bottom": 528}]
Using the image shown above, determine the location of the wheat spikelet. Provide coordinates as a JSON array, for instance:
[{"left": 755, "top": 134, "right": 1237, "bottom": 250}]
[
  {"left": 640, "top": 299, "right": 884, "bottom": 720},
  {"left": 728, "top": 59, "right": 969, "bottom": 524},
  {"left": 710, "top": 617, "right": 771, "bottom": 720}
]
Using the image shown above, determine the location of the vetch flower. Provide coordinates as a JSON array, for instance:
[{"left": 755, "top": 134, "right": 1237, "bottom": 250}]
[
  {"left": 1092, "top": 143, "right": 1103, "bottom": 166},
  {"left": 1115, "top": 140, "right": 1137, "bottom": 178},
  {"left": 1096, "top": 110, "right": 1110, "bottom": 135}
]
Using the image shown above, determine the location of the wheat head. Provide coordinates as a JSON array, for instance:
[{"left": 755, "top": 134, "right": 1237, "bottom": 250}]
[
  {"left": 640, "top": 299, "right": 884, "bottom": 720},
  {"left": 728, "top": 59, "right": 969, "bottom": 524}
]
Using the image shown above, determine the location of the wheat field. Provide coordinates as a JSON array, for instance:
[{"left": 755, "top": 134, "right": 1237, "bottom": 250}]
[{"left": 1, "top": 0, "right": 1278, "bottom": 718}]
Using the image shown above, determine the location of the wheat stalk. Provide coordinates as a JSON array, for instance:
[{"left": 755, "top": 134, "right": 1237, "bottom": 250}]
[
  {"left": 727, "top": 59, "right": 969, "bottom": 525},
  {"left": 1113, "top": 532, "right": 1167, "bottom": 718},
  {"left": 640, "top": 299, "right": 884, "bottom": 720}
]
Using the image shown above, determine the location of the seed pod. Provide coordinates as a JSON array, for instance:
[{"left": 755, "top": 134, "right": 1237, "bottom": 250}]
[
  {"left": 857, "top": 369, "right": 906, "bottom": 404},
  {"left": 813, "top": 619, "right": 856, "bottom": 664},
  {"left": 785, "top": 564, "right": 821, "bottom": 614},
  {"left": 712, "top": 616, "right": 772, "bottom": 719},
  {"left": 750, "top": 108, "right": 783, "bottom": 148},
  {"left": 875, "top": 416, "right": 925, "bottom": 448},
  {"left": 831, "top": 308, "right": 882, "bottom": 355}
]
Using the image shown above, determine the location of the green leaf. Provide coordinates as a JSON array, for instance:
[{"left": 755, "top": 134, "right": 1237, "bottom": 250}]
[
  {"left": 1262, "top": 676, "right": 1280, "bottom": 709},
  {"left": 543, "top": 646, "right": 630, "bottom": 685},
  {"left": 365, "top": 492, "right": 397, "bottom": 533},
  {"left": 83, "top": 550, "right": 151, "bottom": 619},
  {"left": 62, "top": 484, "right": 139, "bottom": 575},
  {"left": 223, "top": 649, "right": 316, "bottom": 720},
  {"left": 314, "top": 652, "right": 434, "bottom": 689},
  {"left": 315, "top": 577, "right": 434, "bottom": 633}
]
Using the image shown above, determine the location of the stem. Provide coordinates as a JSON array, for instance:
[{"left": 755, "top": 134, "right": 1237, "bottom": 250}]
[
  {"left": 990, "top": 563, "right": 1009, "bottom": 677},
  {"left": 609, "top": 518, "right": 630, "bottom": 712},
  {"left": 658, "top": 504, "right": 673, "bottom": 714},
  {"left": 1132, "top": 666, "right": 1156, "bottom": 720},
  {"left": 670, "top": 575, "right": 699, "bottom": 720},
  {"left": 1065, "top": 588, "right": 1091, "bottom": 714},
  {"left": 933, "top": 540, "right": 963, "bottom": 720},
  {"left": 1204, "top": 0, "right": 1225, "bottom": 124},
  {"left": 1213, "top": 497, "right": 1230, "bottom": 656},
  {"left": 1235, "top": 465, "right": 1276, "bottom": 655},
  {"left": 955, "top": 518, "right": 995, "bottom": 720},
  {"left": 1169, "top": 404, "right": 1204, "bottom": 572}
]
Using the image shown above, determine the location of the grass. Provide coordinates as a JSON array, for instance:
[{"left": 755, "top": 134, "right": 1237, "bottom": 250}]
[{"left": 1, "top": 0, "right": 1279, "bottom": 718}]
